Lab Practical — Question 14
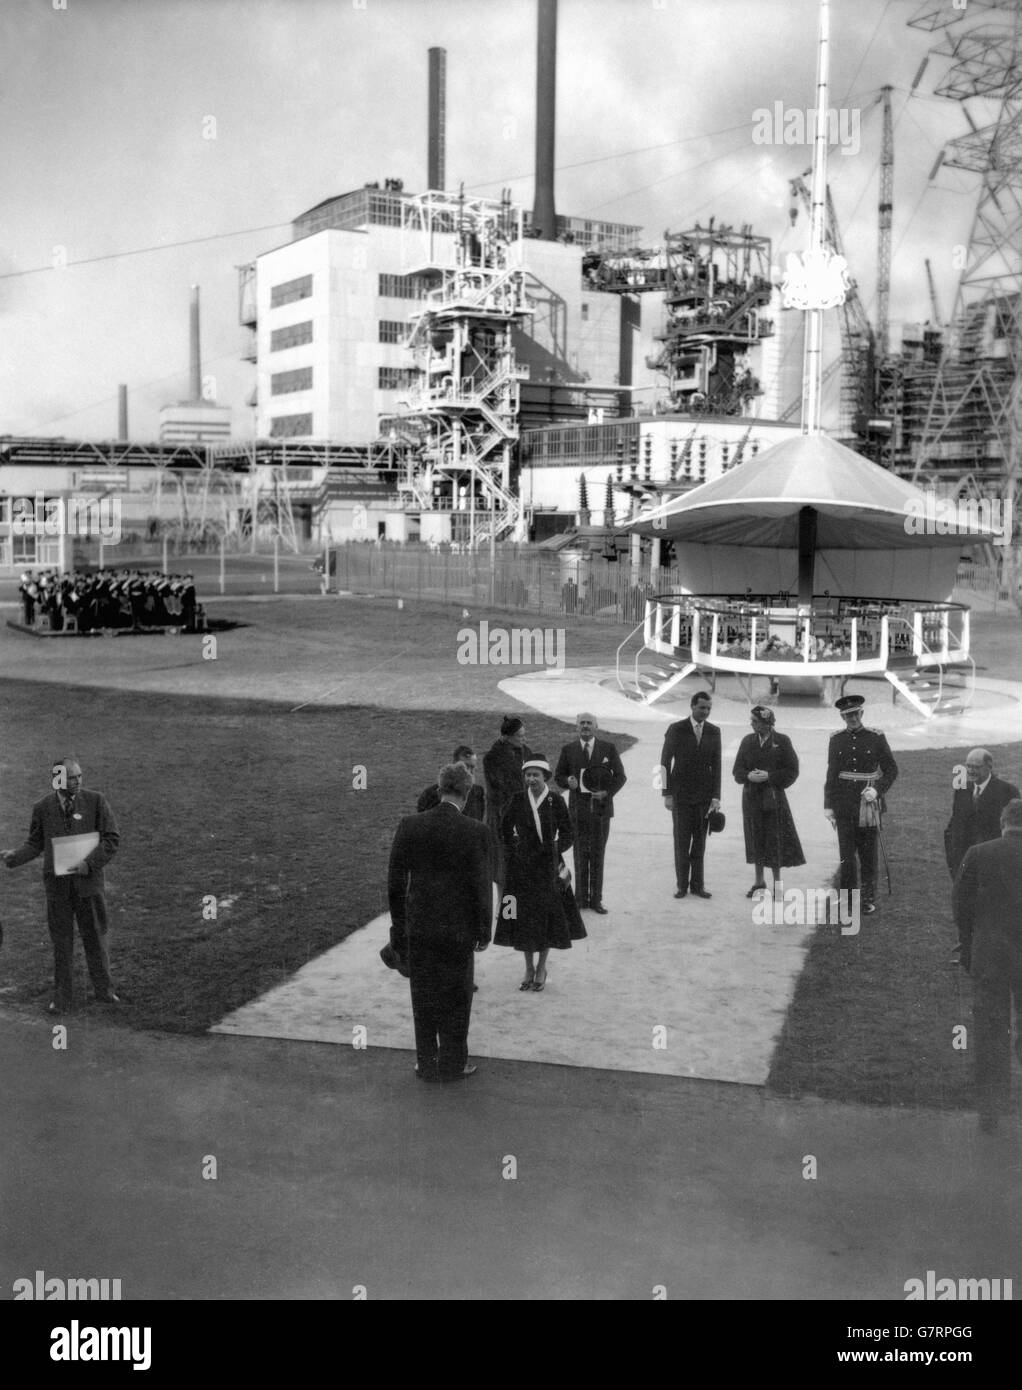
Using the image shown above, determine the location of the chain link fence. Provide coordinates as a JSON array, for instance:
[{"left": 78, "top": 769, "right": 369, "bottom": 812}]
[{"left": 328, "top": 543, "right": 669, "bottom": 625}]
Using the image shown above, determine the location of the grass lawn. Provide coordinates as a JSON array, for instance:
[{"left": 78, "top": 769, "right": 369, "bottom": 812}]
[
  {"left": 0, "top": 677, "right": 630, "bottom": 1033},
  {"left": 767, "top": 739, "right": 1022, "bottom": 1110},
  {"left": 1, "top": 594, "right": 1018, "bottom": 1109}
]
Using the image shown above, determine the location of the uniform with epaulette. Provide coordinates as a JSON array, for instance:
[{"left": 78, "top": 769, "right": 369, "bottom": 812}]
[{"left": 824, "top": 695, "right": 898, "bottom": 912}]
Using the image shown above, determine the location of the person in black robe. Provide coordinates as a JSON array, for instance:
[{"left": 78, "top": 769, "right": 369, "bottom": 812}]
[
  {"left": 483, "top": 715, "right": 532, "bottom": 881},
  {"left": 495, "top": 756, "right": 585, "bottom": 992},
  {"left": 732, "top": 705, "right": 805, "bottom": 896}
]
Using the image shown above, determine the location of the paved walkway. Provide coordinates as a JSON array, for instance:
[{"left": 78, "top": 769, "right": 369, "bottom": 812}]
[
  {"left": 5, "top": 1010, "right": 1019, "bottom": 1302},
  {"left": 214, "top": 668, "right": 1022, "bottom": 1083}
]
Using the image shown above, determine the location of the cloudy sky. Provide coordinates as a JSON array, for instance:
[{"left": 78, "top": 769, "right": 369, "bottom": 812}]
[{"left": 0, "top": 0, "right": 992, "bottom": 440}]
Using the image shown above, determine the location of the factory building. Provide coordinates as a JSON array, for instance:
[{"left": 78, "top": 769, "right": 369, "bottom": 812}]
[{"left": 237, "top": 183, "right": 664, "bottom": 448}]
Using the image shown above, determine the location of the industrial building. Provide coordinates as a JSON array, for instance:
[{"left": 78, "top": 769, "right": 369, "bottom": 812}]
[{"left": 2, "top": 0, "right": 1018, "bottom": 574}]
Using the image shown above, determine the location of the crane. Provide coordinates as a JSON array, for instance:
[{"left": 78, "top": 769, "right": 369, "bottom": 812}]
[
  {"left": 877, "top": 85, "right": 893, "bottom": 360},
  {"left": 924, "top": 257, "right": 942, "bottom": 325}
]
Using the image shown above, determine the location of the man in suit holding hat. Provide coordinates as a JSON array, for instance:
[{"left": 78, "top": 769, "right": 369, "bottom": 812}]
[
  {"left": 659, "top": 691, "right": 722, "bottom": 899},
  {"left": 554, "top": 713, "right": 626, "bottom": 913},
  {"left": 824, "top": 695, "right": 898, "bottom": 914},
  {"left": 387, "top": 762, "right": 492, "bottom": 1082},
  {"left": 953, "top": 798, "right": 1022, "bottom": 1133}
]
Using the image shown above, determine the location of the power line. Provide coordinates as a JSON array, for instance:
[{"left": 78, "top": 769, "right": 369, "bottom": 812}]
[
  {"left": 10, "top": 343, "right": 249, "bottom": 433},
  {"left": 0, "top": 221, "right": 293, "bottom": 282},
  {"left": 465, "top": 121, "right": 755, "bottom": 192},
  {"left": 0, "top": 124, "right": 769, "bottom": 282}
]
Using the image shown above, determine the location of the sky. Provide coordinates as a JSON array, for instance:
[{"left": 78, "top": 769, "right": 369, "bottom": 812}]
[{"left": 0, "top": 0, "right": 998, "bottom": 441}]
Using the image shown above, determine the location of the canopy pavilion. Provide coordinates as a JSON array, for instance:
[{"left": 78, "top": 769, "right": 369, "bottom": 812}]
[{"left": 619, "top": 434, "right": 1004, "bottom": 718}]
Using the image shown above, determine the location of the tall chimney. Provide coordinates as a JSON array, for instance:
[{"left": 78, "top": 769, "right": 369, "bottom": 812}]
[
  {"left": 117, "top": 384, "right": 128, "bottom": 441},
  {"left": 532, "top": 0, "right": 558, "bottom": 240},
  {"left": 189, "top": 284, "right": 202, "bottom": 402},
  {"left": 428, "top": 47, "right": 446, "bottom": 192}
]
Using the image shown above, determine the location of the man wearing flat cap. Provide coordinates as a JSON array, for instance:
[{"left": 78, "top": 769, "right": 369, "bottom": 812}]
[{"left": 824, "top": 695, "right": 898, "bottom": 914}]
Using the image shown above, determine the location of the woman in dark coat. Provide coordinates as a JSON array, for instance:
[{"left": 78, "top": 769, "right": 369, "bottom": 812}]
[
  {"left": 495, "top": 756, "right": 586, "bottom": 991},
  {"left": 483, "top": 715, "right": 532, "bottom": 880},
  {"left": 732, "top": 705, "right": 805, "bottom": 895}
]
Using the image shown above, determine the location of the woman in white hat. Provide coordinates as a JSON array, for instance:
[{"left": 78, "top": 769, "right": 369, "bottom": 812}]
[
  {"left": 732, "top": 705, "right": 805, "bottom": 896},
  {"left": 494, "top": 755, "right": 586, "bottom": 991}
]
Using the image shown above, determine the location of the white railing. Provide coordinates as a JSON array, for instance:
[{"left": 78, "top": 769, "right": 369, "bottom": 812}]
[{"left": 643, "top": 595, "right": 971, "bottom": 677}]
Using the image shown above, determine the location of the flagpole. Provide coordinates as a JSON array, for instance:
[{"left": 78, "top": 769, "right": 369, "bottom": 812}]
[{"left": 803, "top": 0, "right": 830, "bottom": 437}]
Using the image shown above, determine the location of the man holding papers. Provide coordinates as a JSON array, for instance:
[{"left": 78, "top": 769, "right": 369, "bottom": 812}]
[{"left": 3, "top": 756, "right": 121, "bottom": 1013}]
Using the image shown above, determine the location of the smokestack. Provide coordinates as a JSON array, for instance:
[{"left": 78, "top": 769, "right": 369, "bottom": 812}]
[
  {"left": 117, "top": 384, "right": 128, "bottom": 441},
  {"left": 189, "top": 284, "right": 202, "bottom": 402},
  {"left": 428, "top": 47, "right": 446, "bottom": 192},
  {"left": 532, "top": 0, "right": 558, "bottom": 240}
]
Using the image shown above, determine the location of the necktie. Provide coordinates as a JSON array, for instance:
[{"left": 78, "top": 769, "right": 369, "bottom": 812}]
[
  {"left": 584, "top": 740, "right": 592, "bottom": 763},
  {"left": 694, "top": 722, "right": 702, "bottom": 746},
  {"left": 63, "top": 797, "right": 76, "bottom": 830}
]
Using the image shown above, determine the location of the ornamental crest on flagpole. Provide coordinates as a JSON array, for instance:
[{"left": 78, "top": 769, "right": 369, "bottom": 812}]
[{"left": 781, "top": 246, "right": 850, "bottom": 310}]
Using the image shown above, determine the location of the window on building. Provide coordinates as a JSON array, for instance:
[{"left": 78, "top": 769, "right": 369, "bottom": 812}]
[
  {"left": 271, "top": 367, "right": 313, "bottom": 395},
  {"left": 12, "top": 533, "right": 37, "bottom": 564},
  {"left": 378, "top": 367, "right": 421, "bottom": 390},
  {"left": 378, "top": 273, "right": 427, "bottom": 300},
  {"left": 270, "top": 275, "right": 313, "bottom": 309},
  {"left": 378, "top": 320, "right": 408, "bottom": 344},
  {"left": 270, "top": 321, "right": 313, "bottom": 352},
  {"left": 270, "top": 413, "right": 313, "bottom": 438}
]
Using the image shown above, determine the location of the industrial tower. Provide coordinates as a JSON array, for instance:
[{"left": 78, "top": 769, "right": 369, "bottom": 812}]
[
  {"left": 587, "top": 222, "right": 774, "bottom": 416},
  {"left": 386, "top": 190, "right": 532, "bottom": 546},
  {"left": 907, "top": 0, "right": 1022, "bottom": 535}
]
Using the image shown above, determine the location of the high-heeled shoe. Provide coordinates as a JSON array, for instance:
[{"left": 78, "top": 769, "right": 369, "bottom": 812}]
[
  {"left": 519, "top": 974, "right": 535, "bottom": 991},
  {"left": 746, "top": 883, "right": 768, "bottom": 897},
  {"left": 532, "top": 968, "right": 547, "bottom": 992}
]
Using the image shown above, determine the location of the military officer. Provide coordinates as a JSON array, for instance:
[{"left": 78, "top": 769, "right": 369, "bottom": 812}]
[{"left": 824, "top": 694, "right": 898, "bottom": 914}]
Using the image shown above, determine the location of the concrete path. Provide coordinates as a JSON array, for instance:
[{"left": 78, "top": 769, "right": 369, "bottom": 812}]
[{"left": 213, "top": 667, "right": 1021, "bottom": 1082}]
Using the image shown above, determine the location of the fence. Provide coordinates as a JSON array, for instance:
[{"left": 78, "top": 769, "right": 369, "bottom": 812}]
[
  {"left": 328, "top": 544, "right": 667, "bottom": 625},
  {"left": 8, "top": 536, "right": 1016, "bottom": 616},
  {"left": 328, "top": 546, "right": 1022, "bottom": 619}
]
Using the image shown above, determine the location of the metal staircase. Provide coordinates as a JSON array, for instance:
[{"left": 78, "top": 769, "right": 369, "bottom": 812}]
[
  {"left": 614, "top": 615, "right": 714, "bottom": 705},
  {"left": 387, "top": 190, "right": 532, "bottom": 546},
  {"left": 883, "top": 616, "right": 976, "bottom": 718}
]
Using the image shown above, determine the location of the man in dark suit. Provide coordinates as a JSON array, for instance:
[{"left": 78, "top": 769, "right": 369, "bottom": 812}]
[
  {"left": 388, "top": 763, "right": 492, "bottom": 1082},
  {"left": 953, "top": 798, "right": 1022, "bottom": 1133},
  {"left": 416, "top": 745, "right": 486, "bottom": 821},
  {"left": 554, "top": 712, "right": 626, "bottom": 913},
  {"left": 659, "top": 691, "right": 721, "bottom": 899},
  {"left": 2, "top": 756, "right": 121, "bottom": 1013},
  {"left": 945, "top": 749, "right": 1020, "bottom": 878}
]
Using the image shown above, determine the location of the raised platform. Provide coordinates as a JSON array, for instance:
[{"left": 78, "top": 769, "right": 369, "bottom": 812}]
[
  {"left": 6, "top": 619, "right": 242, "bottom": 638},
  {"left": 622, "top": 593, "right": 976, "bottom": 718}
]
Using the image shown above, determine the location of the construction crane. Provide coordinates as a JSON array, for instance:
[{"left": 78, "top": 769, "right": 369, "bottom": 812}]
[
  {"left": 924, "top": 258, "right": 942, "bottom": 326},
  {"left": 877, "top": 85, "right": 894, "bottom": 360}
]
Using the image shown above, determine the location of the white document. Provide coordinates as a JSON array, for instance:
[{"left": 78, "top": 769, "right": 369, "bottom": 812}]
[{"left": 52, "top": 832, "right": 100, "bottom": 877}]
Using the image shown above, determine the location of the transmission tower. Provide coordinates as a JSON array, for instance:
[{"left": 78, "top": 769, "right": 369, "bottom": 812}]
[{"left": 907, "top": 0, "right": 1022, "bottom": 536}]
